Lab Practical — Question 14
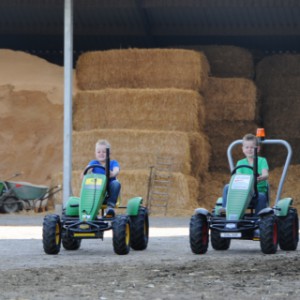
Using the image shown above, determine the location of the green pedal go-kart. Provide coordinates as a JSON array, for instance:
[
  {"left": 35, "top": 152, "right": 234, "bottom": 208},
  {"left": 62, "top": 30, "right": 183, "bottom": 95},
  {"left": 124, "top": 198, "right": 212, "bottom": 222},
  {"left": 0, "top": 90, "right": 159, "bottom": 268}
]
[
  {"left": 190, "top": 135, "right": 299, "bottom": 255},
  {"left": 42, "top": 148, "right": 149, "bottom": 255}
]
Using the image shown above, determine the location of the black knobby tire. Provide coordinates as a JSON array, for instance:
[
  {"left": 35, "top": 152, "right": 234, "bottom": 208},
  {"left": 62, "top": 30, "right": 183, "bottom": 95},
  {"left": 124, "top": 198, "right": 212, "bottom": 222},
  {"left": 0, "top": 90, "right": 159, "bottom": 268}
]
[
  {"left": 189, "top": 214, "right": 209, "bottom": 254},
  {"left": 62, "top": 237, "right": 82, "bottom": 250},
  {"left": 2, "top": 197, "right": 19, "bottom": 213},
  {"left": 259, "top": 214, "right": 278, "bottom": 254},
  {"left": 112, "top": 215, "right": 131, "bottom": 255},
  {"left": 130, "top": 207, "right": 149, "bottom": 251},
  {"left": 211, "top": 229, "right": 231, "bottom": 250},
  {"left": 43, "top": 214, "right": 62, "bottom": 255},
  {"left": 278, "top": 208, "right": 299, "bottom": 251}
]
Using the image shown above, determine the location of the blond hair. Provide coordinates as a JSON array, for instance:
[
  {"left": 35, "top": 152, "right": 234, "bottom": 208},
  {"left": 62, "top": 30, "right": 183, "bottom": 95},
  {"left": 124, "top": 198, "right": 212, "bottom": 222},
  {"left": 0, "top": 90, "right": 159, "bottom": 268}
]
[
  {"left": 95, "top": 139, "right": 111, "bottom": 150},
  {"left": 242, "top": 133, "right": 258, "bottom": 146}
]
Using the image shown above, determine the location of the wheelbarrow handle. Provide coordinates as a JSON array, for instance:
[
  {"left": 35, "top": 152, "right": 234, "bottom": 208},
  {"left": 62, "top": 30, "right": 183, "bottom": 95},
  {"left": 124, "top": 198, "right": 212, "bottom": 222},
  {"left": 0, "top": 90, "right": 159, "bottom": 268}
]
[{"left": 40, "top": 185, "right": 62, "bottom": 200}]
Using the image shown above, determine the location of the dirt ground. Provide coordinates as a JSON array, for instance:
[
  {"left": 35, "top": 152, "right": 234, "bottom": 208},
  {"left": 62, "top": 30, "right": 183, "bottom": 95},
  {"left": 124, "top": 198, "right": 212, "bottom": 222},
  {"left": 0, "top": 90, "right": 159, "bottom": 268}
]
[{"left": 0, "top": 211, "right": 300, "bottom": 300}]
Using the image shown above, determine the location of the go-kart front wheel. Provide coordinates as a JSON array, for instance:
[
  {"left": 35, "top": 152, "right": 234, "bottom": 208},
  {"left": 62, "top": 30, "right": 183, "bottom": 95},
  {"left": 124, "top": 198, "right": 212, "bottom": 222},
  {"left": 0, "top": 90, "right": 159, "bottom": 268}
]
[
  {"left": 130, "top": 207, "right": 149, "bottom": 251},
  {"left": 112, "top": 215, "right": 131, "bottom": 255},
  {"left": 189, "top": 214, "right": 209, "bottom": 254},
  {"left": 62, "top": 237, "right": 82, "bottom": 250},
  {"left": 43, "top": 214, "right": 62, "bottom": 255},
  {"left": 260, "top": 214, "right": 278, "bottom": 254},
  {"left": 278, "top": 208, "right": 299, "bottom": 251},
  {"left": 211, "top": 229, "right": 231, "bottom": 251}
]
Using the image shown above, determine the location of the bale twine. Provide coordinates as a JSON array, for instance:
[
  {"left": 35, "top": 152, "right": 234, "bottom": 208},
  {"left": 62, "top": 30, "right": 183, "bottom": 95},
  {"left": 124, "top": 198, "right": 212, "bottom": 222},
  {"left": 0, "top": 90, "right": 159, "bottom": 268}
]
[
  {"left": 203, "top": 77, "right": 257, "bottom": 121},
  {"left": 76, "top": 49, "right": 210, "bottom": 91},
  {"left": 52, "top": 169, "right": 200, "bottom": 217},
  {"left": 72, "top": 129, "right": 210, "bottom": 177},
  {"left": 73, "top": 88, "right": 205, "bottom": 132}
]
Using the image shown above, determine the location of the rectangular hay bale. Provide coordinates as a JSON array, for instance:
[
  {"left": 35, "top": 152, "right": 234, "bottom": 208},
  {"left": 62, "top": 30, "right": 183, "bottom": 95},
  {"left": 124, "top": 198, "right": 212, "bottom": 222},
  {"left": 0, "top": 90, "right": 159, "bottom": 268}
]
[
  {"left": 76, "top": 49, "right": 209, "bottom": 91},
  {"left": 72, "top": 129, "right": 210, "bottom": 177},
  {"left": 203, "top": 77, "right": 257, "bottom": 121},
  {"left": 73, "top": 88, "right": 205, "bottom": 132}
]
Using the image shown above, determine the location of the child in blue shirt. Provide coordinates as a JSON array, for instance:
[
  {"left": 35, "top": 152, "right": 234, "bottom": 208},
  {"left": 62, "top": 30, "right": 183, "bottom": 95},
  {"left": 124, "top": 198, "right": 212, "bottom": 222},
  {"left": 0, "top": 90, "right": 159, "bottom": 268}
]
[{"left": 84, "top": 139, "right": 121, "bottom": 218}]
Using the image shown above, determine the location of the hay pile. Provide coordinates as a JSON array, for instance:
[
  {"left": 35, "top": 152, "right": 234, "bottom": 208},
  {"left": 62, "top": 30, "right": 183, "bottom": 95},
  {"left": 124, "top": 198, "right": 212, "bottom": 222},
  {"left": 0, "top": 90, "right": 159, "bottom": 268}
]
[
  {"left": 0, "top": 50, "right": 67, "bottom": 186},
  {"left": 256, "top": 54, "right": 300, "bottom": 167},
  {"left": 202, "top": 77, "right": 258, "bottom": 171},
  {"left": 76, "top": 49, "right": 210, "bottom": 90},
  {"left": 68, "top": 48, "right": 211, "bottom": 215},
  {"left": 73, "top": 89, "right": 205, "bottom": 132},
  {"left": 176, "top": 45, "right": 254, "bottom": 79}
]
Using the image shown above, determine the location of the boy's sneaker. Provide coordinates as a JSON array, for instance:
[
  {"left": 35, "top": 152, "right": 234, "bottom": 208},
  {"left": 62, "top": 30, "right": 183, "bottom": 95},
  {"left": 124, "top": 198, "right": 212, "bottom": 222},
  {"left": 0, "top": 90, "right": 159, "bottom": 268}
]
[{"left": 104, "top": 207, "right": 115, "bottom": 218}]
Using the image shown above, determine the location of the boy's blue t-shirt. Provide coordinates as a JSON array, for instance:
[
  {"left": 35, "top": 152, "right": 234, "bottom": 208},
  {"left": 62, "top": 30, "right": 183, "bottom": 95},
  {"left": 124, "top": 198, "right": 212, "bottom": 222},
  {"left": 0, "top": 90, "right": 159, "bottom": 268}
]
[{"left": 88, "top": 160, "right": 120, "bottom": 181}]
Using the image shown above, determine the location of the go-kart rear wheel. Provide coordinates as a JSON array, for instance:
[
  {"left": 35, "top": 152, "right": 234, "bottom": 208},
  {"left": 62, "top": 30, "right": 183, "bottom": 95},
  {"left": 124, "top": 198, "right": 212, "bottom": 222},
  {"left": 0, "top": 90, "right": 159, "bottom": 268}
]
[
  {"left": 113, "top": 215, "right": 131, "bottom": 255},
  {"left": 42, "top": 214, "right": 61, "bottom": 255},
  {"left": 259, "top": 214, "right": 278, "bottom": 254},
  {"left": 62, "top": 237, "right": 82, "bottom": 250},
  {"left": 278, "top": 208, "right": 299, "bottom": 251},
  {"left": 2, "top": 197, "right": 19, "bottom": 213},
  {"left": 189, "top": 214, "right": 209, "bottom": 254},
  {"left": 211, "top": 229, "right": 231, "bottom": 250},
  {"left": 130, "top": 207, "right": 149, "bottom": 250}
]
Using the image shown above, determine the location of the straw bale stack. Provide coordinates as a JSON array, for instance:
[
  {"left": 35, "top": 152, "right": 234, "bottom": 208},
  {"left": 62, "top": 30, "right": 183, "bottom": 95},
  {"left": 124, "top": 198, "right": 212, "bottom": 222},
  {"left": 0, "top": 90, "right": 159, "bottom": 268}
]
[
  {"left": 205, "top": 121, "right": 258, "bottom": 171},
  {"left": 202, "top": 77, "right": 257, "bottom": 121},
  {"left": 73, "top": 88, "right": 205, "bottom": 132},
  {"left": 256, "top": 54, "right": 300, "bottom": 97},
  {"left": 263, "top": 97, "right": 300, "bottom": 138},
  {"left": 255, "top": 54, "right": 300, "bottom": 166},
  {"left": 177, "top": 45, "right": 254, "bottom": 79},
  {"left": 76, "top": 49, "right": 210, "bottom": 91},
  {"left": 72, "top": 129, "right": 210, "bottom": 178},
  {"left": 51, "top": 170, "right": 200, "bottom": 216}
]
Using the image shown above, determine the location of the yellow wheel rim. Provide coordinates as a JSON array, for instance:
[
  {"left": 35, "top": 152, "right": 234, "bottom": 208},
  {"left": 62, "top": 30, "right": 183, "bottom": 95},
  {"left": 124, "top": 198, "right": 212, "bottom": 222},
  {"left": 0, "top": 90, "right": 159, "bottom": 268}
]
[
  {"left": 125, "top": 223, "right": 130, "bottom": 245},
  {"left": 55, "top": 223, "right": 60, "bottom": 245}
]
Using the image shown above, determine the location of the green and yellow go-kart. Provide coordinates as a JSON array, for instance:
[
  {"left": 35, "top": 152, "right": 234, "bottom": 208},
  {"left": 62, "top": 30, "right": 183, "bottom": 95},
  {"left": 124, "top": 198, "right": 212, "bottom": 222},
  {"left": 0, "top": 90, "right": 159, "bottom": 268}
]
[
  {"left": 190, "top": 136, "right": 299, "bottom": 255},
  {"left": 42, "top": 148, "right": 149, "bottom": 255}
]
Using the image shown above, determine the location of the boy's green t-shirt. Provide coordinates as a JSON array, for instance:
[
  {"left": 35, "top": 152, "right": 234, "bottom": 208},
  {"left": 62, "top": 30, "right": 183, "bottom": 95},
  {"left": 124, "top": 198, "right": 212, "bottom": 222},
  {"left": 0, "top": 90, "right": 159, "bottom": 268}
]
[{"left": 236, "top": 157, "right": 269, "bottom": 193}]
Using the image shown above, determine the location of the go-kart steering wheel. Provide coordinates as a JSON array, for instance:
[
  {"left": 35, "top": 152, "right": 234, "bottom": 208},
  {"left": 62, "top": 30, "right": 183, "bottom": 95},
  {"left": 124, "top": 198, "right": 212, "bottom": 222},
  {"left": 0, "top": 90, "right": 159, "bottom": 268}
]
[
  {"left": 83, "top": 164, "right": 105, "bottom": 175},
  {"left": 231, "top": 164, "right": 253, "bottom": 175}
]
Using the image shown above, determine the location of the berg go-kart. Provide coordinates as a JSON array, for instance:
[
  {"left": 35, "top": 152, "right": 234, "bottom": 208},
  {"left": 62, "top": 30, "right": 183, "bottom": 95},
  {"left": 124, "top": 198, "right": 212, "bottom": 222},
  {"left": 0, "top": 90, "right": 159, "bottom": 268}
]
[
  {"left": 42, "top": 147, "right": 149, "bottom": 255},
  {"left": 190, "top": 129, "right": 299, "bottom": 255}
]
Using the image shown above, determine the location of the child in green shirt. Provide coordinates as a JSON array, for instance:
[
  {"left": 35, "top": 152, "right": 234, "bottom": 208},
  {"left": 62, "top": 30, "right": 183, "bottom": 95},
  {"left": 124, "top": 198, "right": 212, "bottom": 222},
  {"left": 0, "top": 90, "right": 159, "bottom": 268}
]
[{"left": 222, "top": 133, "right": 269, "bottom": 215}]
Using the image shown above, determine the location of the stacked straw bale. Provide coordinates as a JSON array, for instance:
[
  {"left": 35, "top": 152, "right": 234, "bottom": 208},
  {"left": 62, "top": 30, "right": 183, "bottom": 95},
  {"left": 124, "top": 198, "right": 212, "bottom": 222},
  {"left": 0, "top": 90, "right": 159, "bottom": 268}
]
[
  {"left": 202, "top": 78, "right": 257, "bottom": 121},
  {"left": 72, "top": 129, "right": 210, "bottom": 178},
  {"left": 176, "top": 45, "right": 254, "bottom": 79},
  {"left": 73, "top": 89, "right": 205, "bottom": 132},
  {"left": 256, "top": 54, "right": 300, "bottom": 167},
  {"left": 76, "top": 49, "right": 210, "bottom": 91},
  {"left": 68, "top": 48, "right": 212, "bottom": 215},
  {"left": 51, "top": 170, "right": 199, "bottom": 217},
  {"left": 202, "top": 77, "right": 258, "bottom": 171}
]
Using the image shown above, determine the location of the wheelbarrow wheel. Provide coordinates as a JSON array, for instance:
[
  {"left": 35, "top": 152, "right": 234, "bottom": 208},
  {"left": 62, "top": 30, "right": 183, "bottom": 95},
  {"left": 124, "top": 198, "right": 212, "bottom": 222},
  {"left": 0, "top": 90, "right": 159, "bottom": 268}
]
[{"left": 2, "top": 197, "right": 19, "bottom": 213}]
